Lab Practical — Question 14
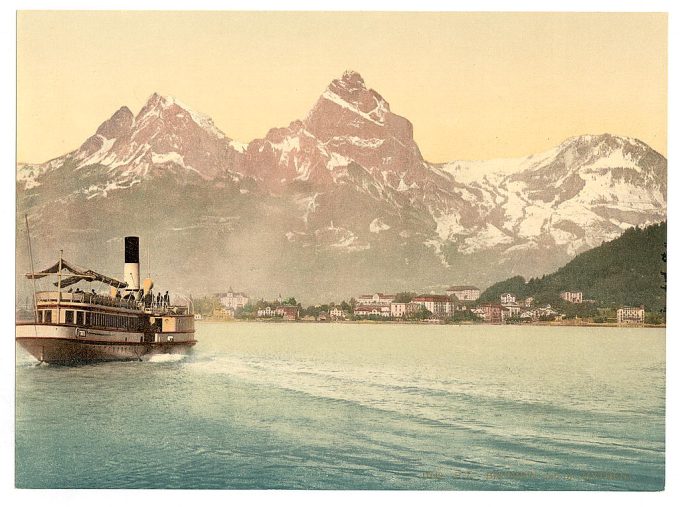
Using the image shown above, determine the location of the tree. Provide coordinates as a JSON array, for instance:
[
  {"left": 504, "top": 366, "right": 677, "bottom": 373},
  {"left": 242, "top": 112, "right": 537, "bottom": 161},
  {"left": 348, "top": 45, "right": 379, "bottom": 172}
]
[
  {"left": 408, "top": 307, "right": 433, "bottom": 321},
  {"left": 394, "top": 292, "right": 417, "bottom": 303},
  {"left": 304, "top": 306, "right": 320, "bottom": 318},
  {"left": 449, "top": 309, "right": 482, "bottom": 322},
  {"left": 193, "top": 295, "right": 221, "bottom": 315}
]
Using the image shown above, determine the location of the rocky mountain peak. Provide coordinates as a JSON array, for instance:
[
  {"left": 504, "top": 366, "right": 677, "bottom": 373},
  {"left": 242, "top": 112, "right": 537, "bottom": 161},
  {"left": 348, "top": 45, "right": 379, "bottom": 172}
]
[
  {"left": 94, "top": 106, "right": 134, "bottom": 140},
  {"left": 336, "top": 69, "right": 368, "bottom": 93},
  {"left": 301, "top": 71, "right": 422, "bottom": 173}
]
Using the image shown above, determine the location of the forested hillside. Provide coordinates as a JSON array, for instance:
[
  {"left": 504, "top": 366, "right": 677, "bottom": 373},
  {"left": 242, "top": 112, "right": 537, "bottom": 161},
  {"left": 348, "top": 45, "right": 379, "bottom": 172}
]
[{"left": 479, "top": 222, "right": 666, "bottom": 312}]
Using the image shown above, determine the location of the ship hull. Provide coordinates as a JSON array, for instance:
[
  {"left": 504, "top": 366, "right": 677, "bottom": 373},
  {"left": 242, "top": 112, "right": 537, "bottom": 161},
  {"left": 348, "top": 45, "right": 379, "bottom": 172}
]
[{"left": 16, "top": 324, "right": 196, "bottom": 365}]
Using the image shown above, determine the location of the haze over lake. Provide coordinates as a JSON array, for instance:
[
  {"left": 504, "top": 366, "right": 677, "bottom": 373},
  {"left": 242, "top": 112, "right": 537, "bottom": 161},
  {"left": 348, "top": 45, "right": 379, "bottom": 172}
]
[{"left": 16, "top": 322, "right": 665, "bottom": 490}]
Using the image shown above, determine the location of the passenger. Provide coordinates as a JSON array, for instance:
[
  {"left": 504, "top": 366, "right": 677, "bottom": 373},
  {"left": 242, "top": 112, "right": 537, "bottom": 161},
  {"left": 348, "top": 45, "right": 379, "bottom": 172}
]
[
  {"left": 164, "top": 291, "right": 170, "bottom": 308},
  {"left": 156, "top": 293, "right": 162, "bottom": 308}
]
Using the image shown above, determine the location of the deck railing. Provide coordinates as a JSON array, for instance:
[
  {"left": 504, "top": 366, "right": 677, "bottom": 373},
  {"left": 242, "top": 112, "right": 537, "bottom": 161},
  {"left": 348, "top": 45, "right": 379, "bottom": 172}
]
[{"left": 35, "top": 291, "right": 190, "bottom": 315}]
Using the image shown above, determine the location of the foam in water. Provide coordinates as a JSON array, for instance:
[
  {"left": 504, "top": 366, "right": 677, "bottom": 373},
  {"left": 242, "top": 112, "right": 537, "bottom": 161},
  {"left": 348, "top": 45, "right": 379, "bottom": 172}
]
[{"left": 147, "top": 353, "right": 188, "bottom": 363}]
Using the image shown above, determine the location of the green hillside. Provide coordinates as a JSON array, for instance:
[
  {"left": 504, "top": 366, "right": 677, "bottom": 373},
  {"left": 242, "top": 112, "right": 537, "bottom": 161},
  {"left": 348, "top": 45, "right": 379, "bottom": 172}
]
[{"left": 479, "top": 222, "right": 666, "bottom": 312}]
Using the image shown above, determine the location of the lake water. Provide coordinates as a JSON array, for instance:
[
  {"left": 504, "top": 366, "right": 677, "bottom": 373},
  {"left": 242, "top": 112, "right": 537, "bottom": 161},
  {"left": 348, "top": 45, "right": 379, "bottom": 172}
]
[{"left": 15, "top": 322, "right": 665, "bottom": 490}]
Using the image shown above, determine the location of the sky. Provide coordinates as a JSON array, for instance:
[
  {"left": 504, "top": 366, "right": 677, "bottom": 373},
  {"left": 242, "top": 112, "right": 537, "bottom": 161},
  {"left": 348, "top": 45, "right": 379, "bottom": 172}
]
[{"left": 17, "top": 11, "right": 667, "bottom": 164}]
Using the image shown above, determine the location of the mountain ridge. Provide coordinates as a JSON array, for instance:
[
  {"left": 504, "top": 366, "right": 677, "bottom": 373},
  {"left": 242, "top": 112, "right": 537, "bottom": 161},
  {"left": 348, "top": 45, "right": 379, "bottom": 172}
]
[
  {"left": 478, "top": 221, "right": 667, "bottom": 312},
  {"left": 16, "top": 71, "right": 667, "bottom": 301}
]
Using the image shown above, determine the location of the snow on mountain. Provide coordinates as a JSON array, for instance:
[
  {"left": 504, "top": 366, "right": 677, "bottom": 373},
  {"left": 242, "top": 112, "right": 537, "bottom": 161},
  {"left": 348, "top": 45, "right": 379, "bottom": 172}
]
[
  {"left": 19, "top": 93, "right": 244, "bottom": 198},
  {"left": 434, "top": 133, "right": 666, "bottom": 256},
  {"left": 16, "top": 71, "right": 667, "bottom": 299}
]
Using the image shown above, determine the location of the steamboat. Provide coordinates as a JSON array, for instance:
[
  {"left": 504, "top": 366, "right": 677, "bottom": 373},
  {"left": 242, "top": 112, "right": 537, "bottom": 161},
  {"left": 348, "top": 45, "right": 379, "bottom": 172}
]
[{"left": 16, "top": 236, "right": 196, "bottom": 364}]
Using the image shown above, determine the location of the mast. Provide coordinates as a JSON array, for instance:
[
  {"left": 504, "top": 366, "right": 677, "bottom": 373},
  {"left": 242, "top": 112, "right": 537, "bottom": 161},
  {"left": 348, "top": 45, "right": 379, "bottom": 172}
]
[
  {"left": 57, "top": 250, "right": 63, "bottom": 307},
  {"left": 24, "top": 215, "right": 38, "bottom": 324}
]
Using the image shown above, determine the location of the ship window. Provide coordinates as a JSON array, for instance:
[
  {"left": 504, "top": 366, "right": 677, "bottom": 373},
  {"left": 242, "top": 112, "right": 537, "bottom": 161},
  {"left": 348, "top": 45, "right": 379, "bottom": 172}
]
[
  {"left": 76, "top": 311, "right": 84, "bottom": 326},
  {"left": 44, "top": 310, "right": 52, "bottom": 324},
  {"left": 85, "top": 312, "right": 90, "bottom": 326},
  {"left": 37, "top": 311, "right": 43, "bottom": 323},
  {"left": 65, "top": 310, "right": 74, "bottom": 324}
]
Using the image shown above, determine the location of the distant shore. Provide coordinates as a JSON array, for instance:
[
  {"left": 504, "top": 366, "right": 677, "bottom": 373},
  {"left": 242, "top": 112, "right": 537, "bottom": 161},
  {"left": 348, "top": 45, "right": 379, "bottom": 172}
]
[{"left": 198, "top": 318, "right": 664, "bottom": 329}]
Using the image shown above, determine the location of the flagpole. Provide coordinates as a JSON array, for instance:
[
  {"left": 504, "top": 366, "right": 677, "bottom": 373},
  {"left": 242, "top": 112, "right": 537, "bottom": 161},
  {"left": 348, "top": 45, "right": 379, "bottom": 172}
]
[{"left": 24, "top": 214, "right": 39, "bottom": 325}]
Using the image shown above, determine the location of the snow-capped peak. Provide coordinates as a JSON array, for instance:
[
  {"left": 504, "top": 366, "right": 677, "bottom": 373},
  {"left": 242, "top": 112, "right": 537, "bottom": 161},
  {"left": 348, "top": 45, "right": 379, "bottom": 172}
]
[{"left": 140, "top": 93, "right": 226, "bottom": 140}]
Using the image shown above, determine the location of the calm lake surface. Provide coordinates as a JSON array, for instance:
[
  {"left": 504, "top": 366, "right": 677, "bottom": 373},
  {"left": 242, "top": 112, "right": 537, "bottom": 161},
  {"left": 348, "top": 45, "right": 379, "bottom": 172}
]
[{"left": 16, "top": 322, "right": 665, "bottom": 490}]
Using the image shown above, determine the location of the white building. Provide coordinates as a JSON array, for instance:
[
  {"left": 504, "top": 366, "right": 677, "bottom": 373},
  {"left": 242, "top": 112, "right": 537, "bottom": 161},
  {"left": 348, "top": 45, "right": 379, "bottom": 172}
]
[
  {"left": 617, "top": 306, "right": 645, "bottom": 324},
  {"left": 329, "top": 307, "right": 347, "bottom": 320},
  {"left": 560, "top": 291, "right": 583, "bottom": 304},
  {"left": 500, "top": 293, "right": 517, "bottom": 305},
  {"left": 519, "top": 310, "right": 536, "bottom": 320},
  {"left": 357, "top": 293, "right": 396, "bottom": 305},
  {"left": 412, "top": 295, "right": 453, "bottom": 317},
  {"left": 446, "top": 285, "right": 480, "bottom": 301},
  {"left": 537, "top": 305, "right": 558, "bottom": 319},
  {"left": 502, "top": 304, "right": 522, "bottom": 319},
  {"left": 218, "top": 288, "right": 249, "bottom": 309},
  {"left": 390, "top": 302, "right": 422, "bottom": 318},
  {"left": 354, "top": 305, "right": 391, "bottom": 318},
  {"left": 257, "top": 306, "right": 276, "bottom": 318}
]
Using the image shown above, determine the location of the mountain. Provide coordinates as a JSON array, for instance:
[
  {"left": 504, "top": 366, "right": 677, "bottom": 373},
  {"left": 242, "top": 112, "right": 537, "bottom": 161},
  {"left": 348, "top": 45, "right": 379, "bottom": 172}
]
[
  {"left": 478, "top": 222, "right": 666, "bottom": 311},
  {"left": 16, "top": 71, "right": 667, "bottom": 302}
]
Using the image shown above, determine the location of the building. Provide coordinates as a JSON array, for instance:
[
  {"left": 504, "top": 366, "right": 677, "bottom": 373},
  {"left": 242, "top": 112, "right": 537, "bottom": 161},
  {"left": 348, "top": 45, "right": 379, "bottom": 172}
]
[
  {"left": 519, "top": 310, "right": 536, "bottom": 320},
  {"left": 560, "top": 291, "right": 583, "bottom": 304},
  {"left": 354, "top": 305, "right": 391, "bottom": 318},
  {"left": 194, "top": 313, "right": 203, "bottom": 320},
  {"left": 217, "top": 288, "right": 249, "bottom": 310},
  {"left": 212, "top": 307, "right": 234, "bottom": 320},
  {"left": 412, "top": 295, "right": 454, "bottom": 317},
  {"left": 256, "top": 306, "right": 276, "bottom": 318},
  {"left": 390, "top": 302, "right": 422, "bottom": 318},
  {"left": 471, "top": 308, "right": 486, "bottom": 319},
  {"left": 536, "top": 305, "right": 559, "bottom": 320},
  {"left": 500, "top": 293, "right": 516, "bottom": 305},
  {"left": 501, "top": 304, "right": 522, "bottom": 320},
  {"left": 617, "top": 306, "right": 645, "bottom": 324},
  {"left": 523, "top": 296, "right": 535, "bottom": 308},
  {"left": 329, "top": 307, "right": 347, "bottom": 320},
  {"left": 275, "top": 305, "right": 299, "bottom": 321},
  {"left": 357, "top": 293, "right": 396, "bottom": 305},
  {"left": 478, "top": 303, "right": 503, "bottom": 323},
  {"left": 446, "top": 285, "right": 480, "bottom": 301}
]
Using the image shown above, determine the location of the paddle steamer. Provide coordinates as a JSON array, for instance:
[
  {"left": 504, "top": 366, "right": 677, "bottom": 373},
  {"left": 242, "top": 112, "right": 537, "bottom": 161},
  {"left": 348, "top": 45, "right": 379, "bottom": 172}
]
[{"left": 16, "top": 236, "right": 196, "bottom": 364}]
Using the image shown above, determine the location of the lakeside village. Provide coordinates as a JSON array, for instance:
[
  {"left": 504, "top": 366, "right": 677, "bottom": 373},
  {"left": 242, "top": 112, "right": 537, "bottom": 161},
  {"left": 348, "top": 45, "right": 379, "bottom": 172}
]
[{"left": 193, "top": 286, "right": 656, "bottom": 326}]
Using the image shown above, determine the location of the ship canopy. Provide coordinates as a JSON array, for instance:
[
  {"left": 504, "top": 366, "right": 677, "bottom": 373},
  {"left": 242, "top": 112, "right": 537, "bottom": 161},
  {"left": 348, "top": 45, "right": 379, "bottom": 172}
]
[{"left": 25, "top": 259, "right": 128, "bottom": 289}]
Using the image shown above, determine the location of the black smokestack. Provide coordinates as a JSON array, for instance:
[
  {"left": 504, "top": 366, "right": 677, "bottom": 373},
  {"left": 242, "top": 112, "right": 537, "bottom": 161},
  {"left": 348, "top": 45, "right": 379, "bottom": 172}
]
[{"left": 124, "top": 236, "right": 139, "bottom": 263}]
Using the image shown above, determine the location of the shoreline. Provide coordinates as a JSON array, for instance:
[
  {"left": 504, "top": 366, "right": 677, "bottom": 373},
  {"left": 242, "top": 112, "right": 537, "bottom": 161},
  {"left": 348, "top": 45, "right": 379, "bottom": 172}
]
[{"left": 198, "top": 318, "right": 665, "bottom": 329}]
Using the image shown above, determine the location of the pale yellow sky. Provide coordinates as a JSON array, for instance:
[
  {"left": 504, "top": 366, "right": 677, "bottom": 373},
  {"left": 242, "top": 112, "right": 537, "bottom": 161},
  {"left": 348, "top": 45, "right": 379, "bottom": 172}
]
[{"left": 17, "top": 11, "right": 667, "bottom": 164}]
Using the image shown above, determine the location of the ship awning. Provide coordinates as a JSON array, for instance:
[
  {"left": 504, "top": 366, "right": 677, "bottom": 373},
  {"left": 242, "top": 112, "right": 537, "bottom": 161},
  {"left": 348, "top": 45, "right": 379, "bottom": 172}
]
[{"left": 25, "top": 259, "right": 128, "bottom": 289}]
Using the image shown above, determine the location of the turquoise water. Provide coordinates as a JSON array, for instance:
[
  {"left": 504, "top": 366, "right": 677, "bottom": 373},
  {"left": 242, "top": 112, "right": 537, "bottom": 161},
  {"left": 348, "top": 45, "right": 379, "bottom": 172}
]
[{"left": 16, "top": 322, "right": 665, "bottom": 490}]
